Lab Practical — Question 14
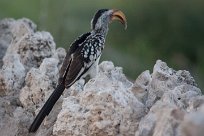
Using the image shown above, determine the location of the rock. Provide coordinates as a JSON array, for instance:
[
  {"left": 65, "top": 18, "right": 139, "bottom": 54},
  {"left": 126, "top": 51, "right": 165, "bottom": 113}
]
[
  {"left": 181, "top": 105, "right": 204, "bottom": 136},
  {"left": 136, "top": 60, "right": 202, "bottom": 136},
  {"left": 136, "top": 101, "right": 185, "bottom": 136},
  {"left": 0, "top": 53, "right": 26, "bottom": 95},
  {"left": 188, "top": 96, "right": 204, "bottom": 111},
  {"left": 0, "top": 18, "right": 56, "bottom": 95},
  {"left": 0, "top": 18, "right": 59, "bottom": 136},
  {"left": 0, "top": 18, "right": 204, "bottom": 136},
  {"left": 0, "top": 18, "right": 15, "bottom": 68},
  {"left": 131, "top": 70, "right": 151, "bottom": 103},
  {"left": 19, "top": 58, "right": 59, "bottom": 111},
  {"left": 52, "top": 47, "right": 66, "bottom": 69},
  {"left": 5, "top": 31, "right": 56, "bottom": 71},
  {"left": 146, "top": 60, "right": 200, "bottom": 108},
  {"left": 0, "top": 18, "right": 37, "bottom": 68},
  {"left": 53, "top": 61, "right": 145, "bottom": 136}
]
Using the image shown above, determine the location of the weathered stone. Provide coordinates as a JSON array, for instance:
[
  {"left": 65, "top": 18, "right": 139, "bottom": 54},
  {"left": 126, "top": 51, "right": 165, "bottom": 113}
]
[
  {"left": 0, "top": 53, "right": 26, "bottom": 95},
  {"left": 146, "top": 60, "right": 200, "bottom": 108},
  {"left": 53, "top": 61, "right": 145, "bottom": 136},
  {"left": 181, "top": 105, "right": 204, "bottom": 136},
  {"left": 131, "top": 70, "right": 151, "bottom": 103},
  {"left": 19, "top": 58, "right": 59, "bottom": 111},
  {"left": 0, "top": 18, "right": 203, "bottom": 136},
  {"left": 0, "top": 18, "right": 56, "bottom": 96}
]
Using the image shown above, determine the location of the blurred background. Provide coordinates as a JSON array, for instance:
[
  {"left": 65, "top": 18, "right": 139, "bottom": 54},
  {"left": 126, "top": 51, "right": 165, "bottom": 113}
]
[{"left": 0, "top": 0, "right": 203, "bottom": 89}]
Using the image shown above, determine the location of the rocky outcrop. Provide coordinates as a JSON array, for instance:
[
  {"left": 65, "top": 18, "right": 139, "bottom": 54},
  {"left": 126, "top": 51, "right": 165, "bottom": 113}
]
[
  {"left": 53, "top": 61, "right": 145, "bottom": 136},
  {"left": 0, "top": 18, "right": 203, "bottom": 136}
]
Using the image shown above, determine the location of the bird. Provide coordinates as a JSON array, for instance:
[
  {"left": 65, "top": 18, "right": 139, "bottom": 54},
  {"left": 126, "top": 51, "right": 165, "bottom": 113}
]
[{"left": 29, "top": 9, "right": 127, "bottom": 133}]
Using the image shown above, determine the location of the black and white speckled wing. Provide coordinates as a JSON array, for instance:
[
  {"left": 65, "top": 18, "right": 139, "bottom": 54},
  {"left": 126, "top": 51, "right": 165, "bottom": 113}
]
[
  {"left": 81, "top": 34, "right": 105, "bottom": 63},
  {"left": 58, "top": 32, "right": 91, "bottom": 86},
  {"left": 64, "top": 33, "right": 105, "bottom": 88}
]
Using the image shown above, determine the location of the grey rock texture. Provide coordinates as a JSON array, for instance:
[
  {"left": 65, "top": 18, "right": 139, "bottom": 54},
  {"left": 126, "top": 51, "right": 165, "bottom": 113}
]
[
  {"left": 135, "top": 60, "right": 202, "bottom": 136},
  {"left": 0, "top": 18, "right": 203, "bottom": 136},
  {"left": 0, "top": 18, "right": 62, "bottom": 136},
  {"left": 53, "top": 61, "right": 145, "bottom": 136}
]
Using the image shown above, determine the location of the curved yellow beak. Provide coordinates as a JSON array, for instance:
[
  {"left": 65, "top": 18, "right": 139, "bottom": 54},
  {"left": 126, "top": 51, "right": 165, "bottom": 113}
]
[{"left": 111, "top": 9, "right": 127, "bottom": 30}]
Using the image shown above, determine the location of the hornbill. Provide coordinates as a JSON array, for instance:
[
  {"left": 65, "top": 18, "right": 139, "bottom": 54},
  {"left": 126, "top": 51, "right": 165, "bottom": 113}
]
[{"left": 29, "top": 9, "right": 127, "bottom": 133}]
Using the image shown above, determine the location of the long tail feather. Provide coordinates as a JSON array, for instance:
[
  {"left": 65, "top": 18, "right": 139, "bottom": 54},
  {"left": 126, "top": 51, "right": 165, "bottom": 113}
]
[{"left": 29, "top": 84, "right": 65, "bottom": 133}]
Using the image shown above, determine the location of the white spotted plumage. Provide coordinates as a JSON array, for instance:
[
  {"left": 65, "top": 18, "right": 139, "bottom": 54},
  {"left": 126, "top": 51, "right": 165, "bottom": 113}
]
[{"left": 81, "top": 34, "right": 105, "bottom": 63}]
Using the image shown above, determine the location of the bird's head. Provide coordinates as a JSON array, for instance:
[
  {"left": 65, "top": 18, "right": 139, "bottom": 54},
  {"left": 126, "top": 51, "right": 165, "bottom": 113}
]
[{"left": 91, "top": 9, "right": 127, "bottom": 33}]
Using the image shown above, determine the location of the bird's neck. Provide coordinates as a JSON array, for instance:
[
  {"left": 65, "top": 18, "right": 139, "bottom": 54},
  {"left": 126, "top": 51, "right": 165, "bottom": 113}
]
[{"left": 92, "top": 25, "right": 109, "bottom": 37}]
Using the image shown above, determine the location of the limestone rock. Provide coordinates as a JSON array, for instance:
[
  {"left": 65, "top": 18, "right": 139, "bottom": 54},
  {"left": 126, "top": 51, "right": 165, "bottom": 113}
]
[
  {"left": 146, "top": 60, "right": 200, "bottom": 108},
  {"left": 53, "top": 61, "right": 145, "bottom": 136},
  {"left": 0, "top": 53, "right": 26, "bottom": 95},
  {"left": 0, "top": 18, "right": 15, "bottom": 68},
  {"left": 0, "top": 18, "right": 59, "bottom": 136},
  {"left": 131, "top": 70, "right": 151, "bottom": 103},
  {"left": 135, "top": 60, "right": 202, "bottom": 136},
  {"left": 53, "top": 47, "right": 66, "bottom": 68},
  {"left": 0, "top": 18, "right": 55, "bottom": 95},
  {"left": 19, "top": 58, "right": 59, "bottom": 111},
  {"left": 181, "top": 105, "right": 204, "bottom": 136},
  {"left": 0, "top": 18, "right": 204, "bottom": 136}
]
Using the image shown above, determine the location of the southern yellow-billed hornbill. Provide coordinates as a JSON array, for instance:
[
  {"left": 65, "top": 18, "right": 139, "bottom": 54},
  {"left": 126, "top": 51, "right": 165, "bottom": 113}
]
[{"left": 29, "top": 9, "right": 127, "bottom": 133}]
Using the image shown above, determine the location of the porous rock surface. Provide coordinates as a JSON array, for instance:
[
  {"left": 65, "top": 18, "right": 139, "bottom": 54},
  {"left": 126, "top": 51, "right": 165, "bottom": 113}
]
[{"left": 0, "top": 18, "right": 203, "bottom": 136}]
